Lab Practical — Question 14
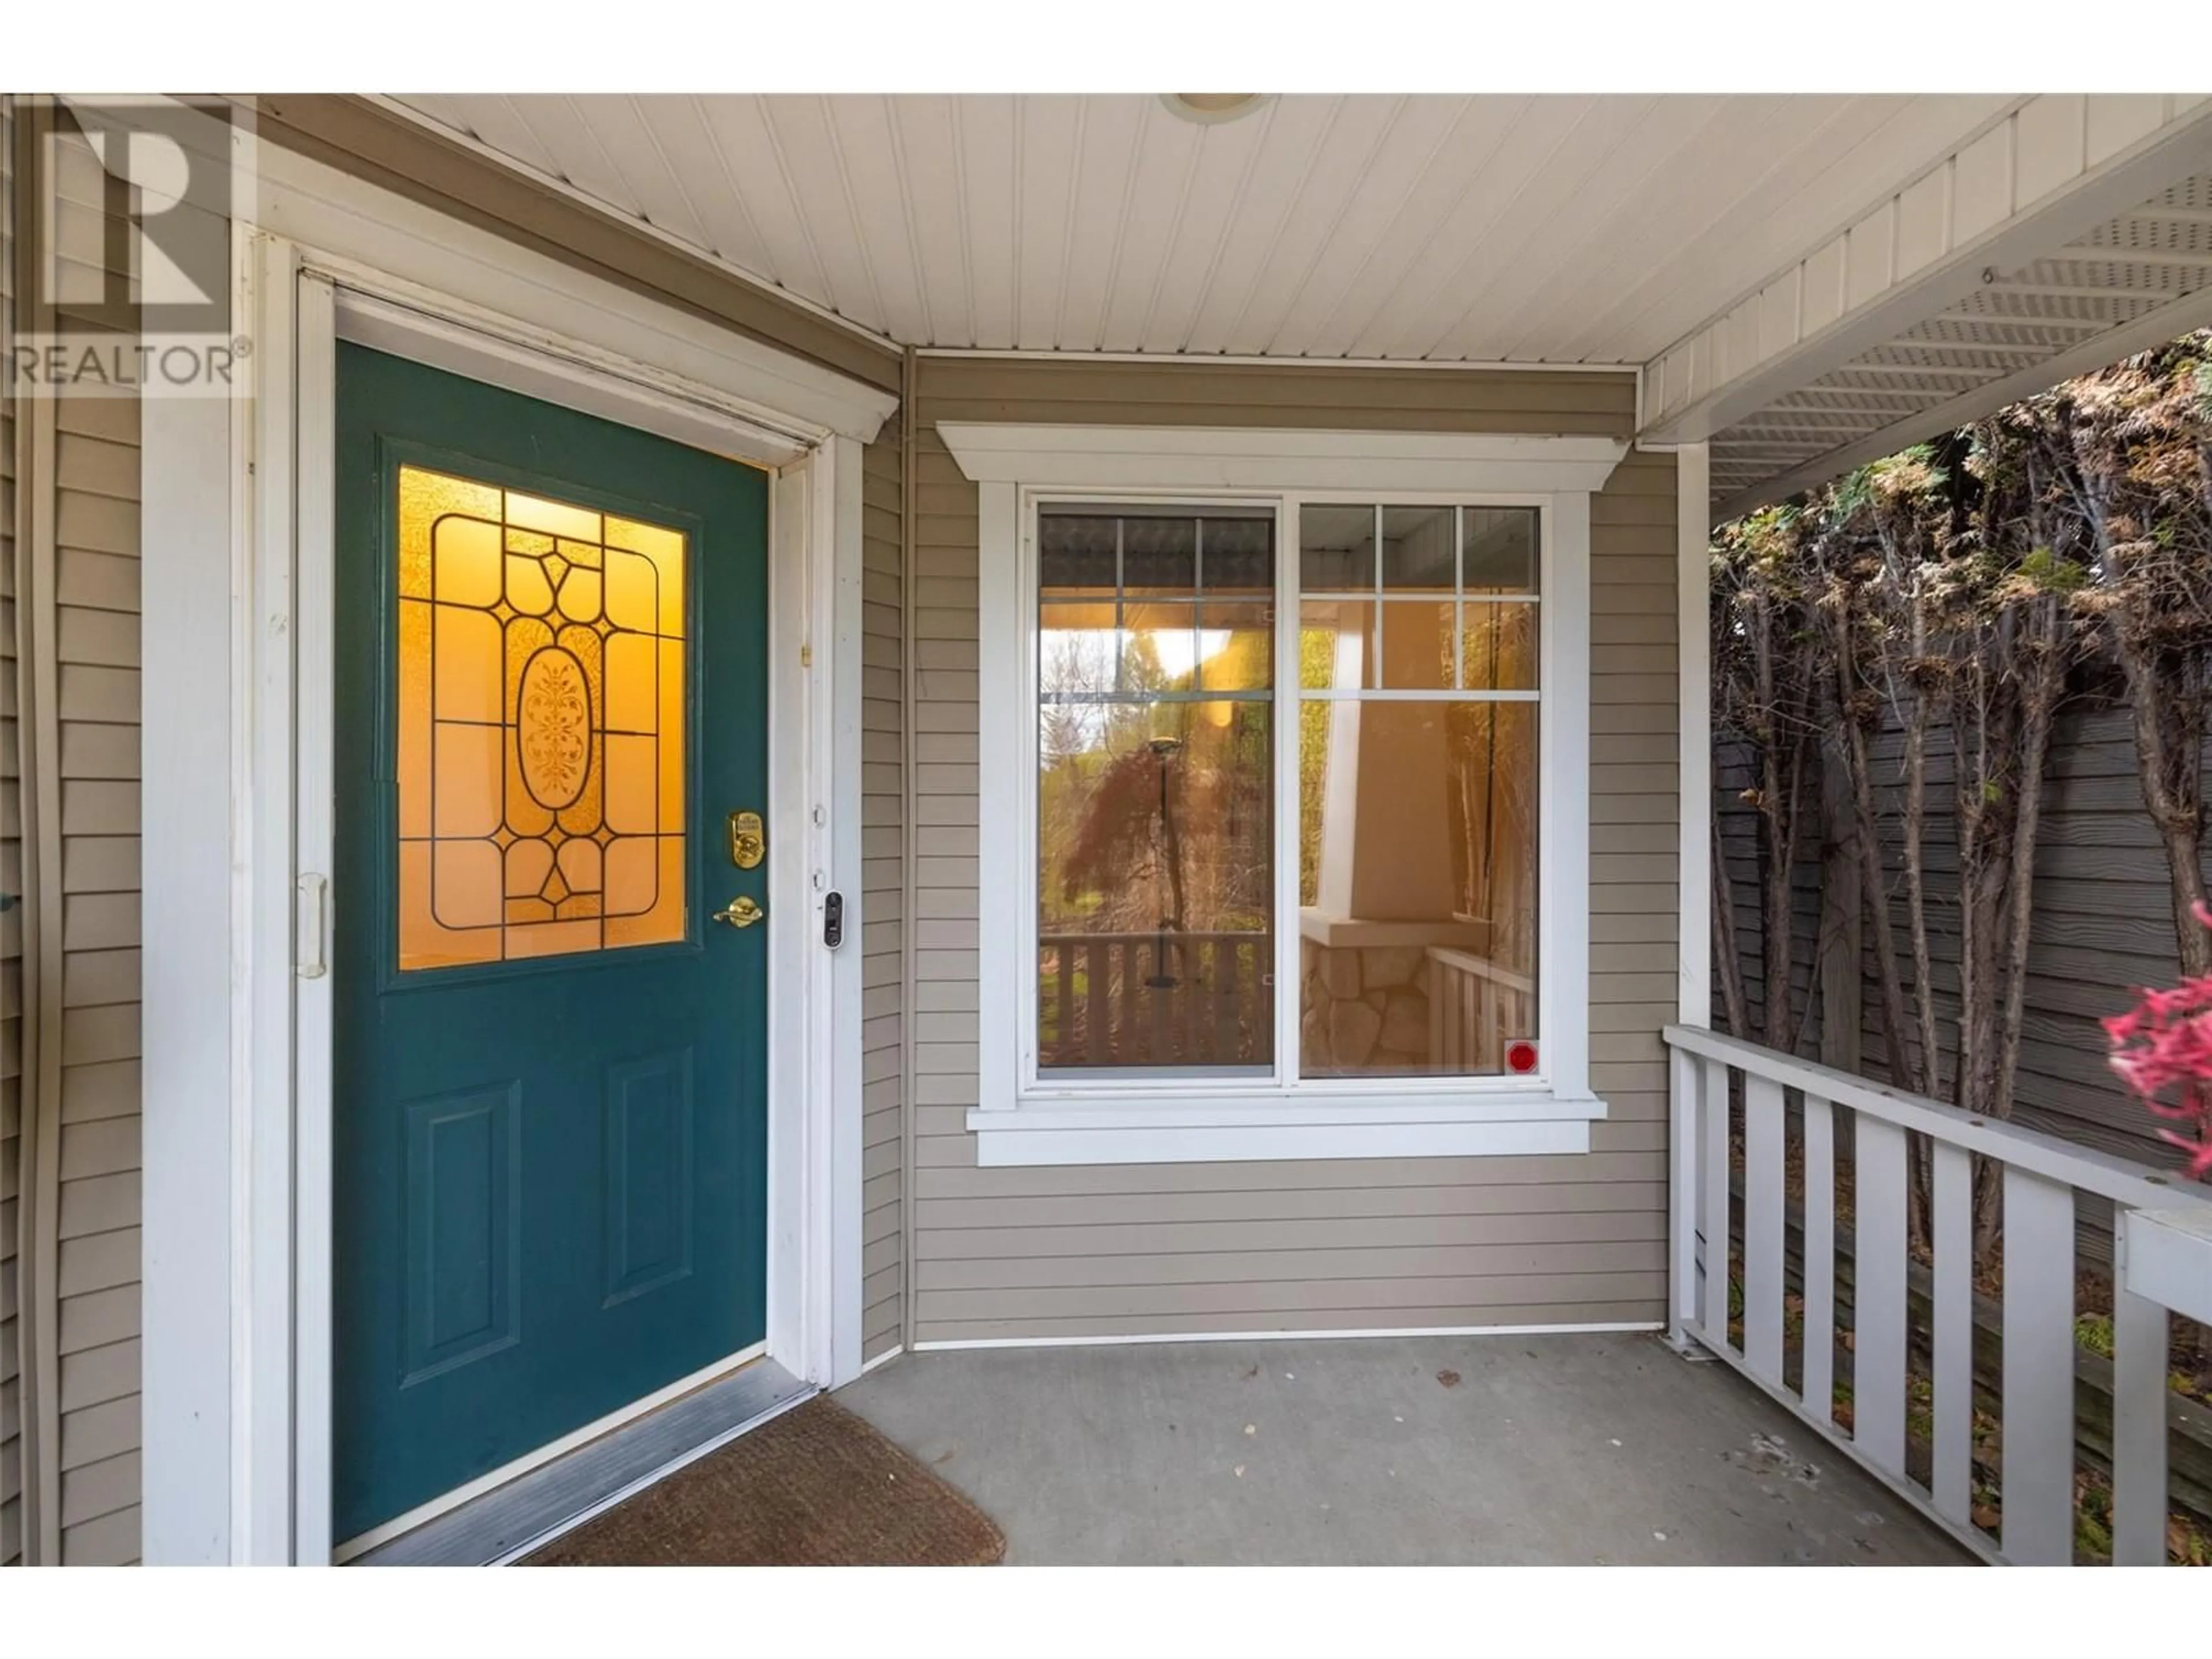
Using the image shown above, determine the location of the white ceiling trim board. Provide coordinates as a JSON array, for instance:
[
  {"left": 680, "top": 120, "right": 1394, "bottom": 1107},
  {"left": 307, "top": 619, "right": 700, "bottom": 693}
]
[
  {"left": 911, "top": 346, "right": 1641, "bottom": 373},
  {"left": 936, "top": 422, "right": 1630, "bottom": 493}
]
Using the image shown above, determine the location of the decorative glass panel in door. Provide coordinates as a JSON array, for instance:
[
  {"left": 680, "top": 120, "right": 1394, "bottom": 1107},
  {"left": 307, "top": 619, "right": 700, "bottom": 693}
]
[{"left": 396, "top": 466, "right": 688, "bottom": 968}]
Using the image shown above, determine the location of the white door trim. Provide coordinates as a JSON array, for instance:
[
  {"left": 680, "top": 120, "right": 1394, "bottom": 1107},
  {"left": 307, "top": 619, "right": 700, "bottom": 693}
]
[{"left": 142, "top": 155, "right": 875, "bottom": 1564}]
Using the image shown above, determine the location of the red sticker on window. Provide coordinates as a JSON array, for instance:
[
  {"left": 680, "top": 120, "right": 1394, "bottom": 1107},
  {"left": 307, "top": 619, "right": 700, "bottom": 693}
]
[{"left": 1505, "top": 1040, "right": 1539, "bottom": 1075}]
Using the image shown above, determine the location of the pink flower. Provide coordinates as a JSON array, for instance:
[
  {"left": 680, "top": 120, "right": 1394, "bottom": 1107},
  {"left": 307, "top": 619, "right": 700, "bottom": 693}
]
[{"left": 2105, "top": 908, "right": 2212, "bottom": 1181}]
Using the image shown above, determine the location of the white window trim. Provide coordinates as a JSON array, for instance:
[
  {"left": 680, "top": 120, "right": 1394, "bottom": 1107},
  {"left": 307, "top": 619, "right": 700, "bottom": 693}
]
[{"left": 945, "top": 423, "right": 1627, "bottom": 1168}]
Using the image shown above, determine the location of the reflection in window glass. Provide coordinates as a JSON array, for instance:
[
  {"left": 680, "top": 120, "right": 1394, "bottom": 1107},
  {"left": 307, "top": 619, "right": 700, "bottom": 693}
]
[
  {"left": 1297, "top": 503, "right": 1541, "bottom": 1077},
  {"left": 1381, "top": 506, "right": 1454, "bottom": 589},
  {"left": 1459, "top": 601, "right": 1540, "bottom": 692},
  {"left": 1299, "top": 600, "right": 1374, "bottom": 691},
  {"left": 1380, "top": 599, "right": 1457, "bottom": 691},
  {"left": 1298, "top": 701, "right": 1539, "bottom": 1078},
  {"left": 1298, "top": 505, "right": 1374, "bottom": 591},
  {"left": 1463, "top": 507, "right": 1539, "bottom": 593},
  {"left": 1037, "top": 508, "right": 1275, "bottom": 1071}
]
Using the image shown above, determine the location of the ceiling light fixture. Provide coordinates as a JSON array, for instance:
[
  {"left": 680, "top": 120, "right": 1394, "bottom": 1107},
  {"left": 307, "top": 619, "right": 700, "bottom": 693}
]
[{"left": 1159, "top": 94, "right": 1268, "bottom": 125}]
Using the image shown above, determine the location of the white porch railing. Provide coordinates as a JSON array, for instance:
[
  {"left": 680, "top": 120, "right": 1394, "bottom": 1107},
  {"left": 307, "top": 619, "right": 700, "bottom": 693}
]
[
  {"left": 1425, "top": 946, "right": 1534, "bottom": 1073},
  {"left": 1665, "top": 1022, "right": 2212, "bottom": 1566}
]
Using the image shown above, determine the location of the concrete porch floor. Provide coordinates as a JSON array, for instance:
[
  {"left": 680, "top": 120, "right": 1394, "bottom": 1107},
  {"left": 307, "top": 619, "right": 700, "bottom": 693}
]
[{"left": 837, "top": 1333, "right": 1971, "bottom": 1566}]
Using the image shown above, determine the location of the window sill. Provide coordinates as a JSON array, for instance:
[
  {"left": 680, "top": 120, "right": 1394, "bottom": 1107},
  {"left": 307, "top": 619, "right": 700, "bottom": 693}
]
[{"left": 965, "top": 1092, "right": 1606, "bottom": 1167}]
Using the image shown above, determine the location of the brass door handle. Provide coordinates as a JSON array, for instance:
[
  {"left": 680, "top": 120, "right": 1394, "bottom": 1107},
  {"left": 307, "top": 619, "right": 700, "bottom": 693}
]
[{"left": 711, "top": 895, "right": 765, "bottom": 929}]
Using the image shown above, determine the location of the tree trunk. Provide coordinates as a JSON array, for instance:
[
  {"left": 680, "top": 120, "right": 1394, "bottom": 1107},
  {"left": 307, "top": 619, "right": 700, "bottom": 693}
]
[
  {"left": 1817, "top": 739, "right": 1864, "bottom": 1075},
  {"left": 1975, "top": 600, "right": 2064, "bottom": 1262},
  {"left": 1834, "top": 608, "right": 1919, "bottom": 1100},
  {"left": 1900, "top": 685, "right": 1942, "bottom": 1103},
  {"left": 1752, "top": 603, "right": 1800, "bottom": 1054},
  {"left": 1713, "top": 817, "right": 1752, "bottom": 1038},
  {"left": 1895, "top": 679, "right": 1941, "bottom": 1244},
  {"left": 1765, "top": 729, "right": 1812, "bottom": 1056},
  {"left": 2122, "top": 649, "right": 2211, "bottom": 976}
]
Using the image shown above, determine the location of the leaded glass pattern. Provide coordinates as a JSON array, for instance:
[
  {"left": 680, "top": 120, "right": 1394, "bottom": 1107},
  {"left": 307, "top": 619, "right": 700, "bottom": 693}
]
[{"left": 396, "top": 464, "right": 687, "bottom": 971}]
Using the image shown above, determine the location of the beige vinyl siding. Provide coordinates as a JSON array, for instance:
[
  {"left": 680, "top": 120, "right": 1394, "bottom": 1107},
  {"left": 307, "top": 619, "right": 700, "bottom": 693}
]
[
  {"left": 49, "top": 383, "right": 141, "bottom": 1566},
  {"left": 860, "top": 422, "right": 906, "bottom": 1361},
  {"left": 0, "top": 111, "right": 145, "bottom": 1567},
  {"left": 908, "top": 358, "right": 1675, "bottom": 1343},
  {"left": 2, "top": 92, "right": 22, "bottom": 1569}
]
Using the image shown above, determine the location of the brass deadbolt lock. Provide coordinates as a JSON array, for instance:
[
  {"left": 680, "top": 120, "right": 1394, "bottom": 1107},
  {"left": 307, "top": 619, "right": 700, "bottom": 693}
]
[{"left": 728, "top": 809, "right": 766, "bottom": 870}]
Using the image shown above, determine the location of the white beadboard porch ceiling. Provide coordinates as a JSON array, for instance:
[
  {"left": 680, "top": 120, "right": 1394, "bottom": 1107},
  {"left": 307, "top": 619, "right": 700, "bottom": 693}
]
[{"left": 388, "top": 93, "right": 2018, "bottom": 363}]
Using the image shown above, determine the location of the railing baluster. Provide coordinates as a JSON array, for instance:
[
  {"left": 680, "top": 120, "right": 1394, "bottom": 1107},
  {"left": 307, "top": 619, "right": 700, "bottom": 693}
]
[
  {"left": 1055, "top": 945, "right": 1074, "bottom": 1065},
  {"left": 1700, "top": 1056, "right": 1732, "bottom": 1354},
  {"left": 1159, "top": 942, "right": 1176, "bottom": 1057},
  {"left": 2001, "top": 1165, "right": 2078, "bottom": 1566},
  {"left": 1743, "top": 1072, "right": 1785, "bottom": 1387},
  {"left": 1665, "top": 1022, "right": 2212, "bottom": 1569},
  {"left": 2111, "top": 1268, "right": 2169, "bottom": 1567},
  {"left": 1801, "top": 1093, "right": 1835, "bottom": 1423},
  {"left": 1086, "top": 941, "right": 1109, "bottom": 1064},
  {"left": 1245, "top": 942, "right": 1262, "bottom": 1065},
  {"left": 1213, "top": 941, "right": 1237, "bottom": 1065},
  {"left": 1185, "top": 938, "right": 1203, "bottom": 1066},
  {"left": 1188, "top": 940, "right": 1208, "bottom": 1063},
  {"left": 1854, "top": 1115, "right": 1909, "bottom": 1476},
  {"left": 1117, "top": 941, "right": 1137, "bottom": 1062},
  {"left": 1931, "top": 1139, "right": 1974, "bottom": 1528},
  {"left": 1668, "top": 1046, "right": 1702, "bottom": 1344}
]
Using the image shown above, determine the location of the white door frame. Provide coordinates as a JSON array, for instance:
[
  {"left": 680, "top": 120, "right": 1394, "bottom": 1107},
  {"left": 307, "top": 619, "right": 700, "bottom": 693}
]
[{"left": 141, "top": 133, "right": 893, "bottom": 1565}]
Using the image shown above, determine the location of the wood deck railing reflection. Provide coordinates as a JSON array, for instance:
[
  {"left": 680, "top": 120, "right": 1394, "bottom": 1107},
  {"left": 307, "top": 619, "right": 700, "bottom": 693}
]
[
  {"left": 1038, "top": 931, "right": 1271, "bottom": 1067},
  {"left": 1424, "top": 945, "right": 1535, "bottom": 1072}
]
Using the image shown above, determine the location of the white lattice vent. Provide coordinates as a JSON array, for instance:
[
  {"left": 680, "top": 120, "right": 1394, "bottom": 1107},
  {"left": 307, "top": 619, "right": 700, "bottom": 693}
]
[
  {"left": 1950, "top": 286, "right": 2164, "bottom": 324},
  {"left": 2147, "top": 173, "right": 2212, "bottom": 215},
  {"left": 1781, "top": 386, "right": 1955, "bottom": 415},
  {"left": 1861, "top": 342, "right": 2054, "bottom": 370},
  {"left": 1816, "top": 365, "right": 2008, "bottom": 396},
  {"left": 1902, "top": 315, "right": 2101, "bottom": 351},
  {"left": 1733, "top": 416, "right": 1899, "bottom": 442},
  {"left": 2082, "top": 218, "right": 2212, "bottom": 259},
  {"left": 2030, "top": 256, "right": 2211, "bottom": 294}
]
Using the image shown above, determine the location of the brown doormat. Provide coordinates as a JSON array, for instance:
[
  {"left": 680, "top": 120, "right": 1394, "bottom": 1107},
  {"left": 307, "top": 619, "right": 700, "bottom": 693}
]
[{"left": 520, "top": 1395, "right": 1005, "bottom": 1567}]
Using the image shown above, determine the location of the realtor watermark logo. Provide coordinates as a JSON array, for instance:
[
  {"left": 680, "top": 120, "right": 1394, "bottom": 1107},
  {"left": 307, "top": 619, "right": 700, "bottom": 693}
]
[{"left": 10, "top": 96, "right": 254, "bottom": 400}]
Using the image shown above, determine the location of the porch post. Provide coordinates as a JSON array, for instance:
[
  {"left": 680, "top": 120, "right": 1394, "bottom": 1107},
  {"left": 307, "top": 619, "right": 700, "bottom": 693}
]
[
  {"left": 1675, "top": 441, "right": 1711, "bottom": 1031},
  {"left": 1667, "top": 442, "right": 1711, "bottom": 1352}
]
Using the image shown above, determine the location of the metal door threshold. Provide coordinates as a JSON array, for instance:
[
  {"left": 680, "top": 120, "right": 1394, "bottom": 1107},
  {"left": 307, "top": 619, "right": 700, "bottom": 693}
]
[{"left": 354, "top": 1358, "right": 814, "bottom": 1566}]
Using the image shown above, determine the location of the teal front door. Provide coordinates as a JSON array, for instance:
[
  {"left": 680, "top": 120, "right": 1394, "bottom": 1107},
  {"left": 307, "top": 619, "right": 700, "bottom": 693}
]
[{"left": 332, "top": 343, "right": 771, "bottom": 1544}]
